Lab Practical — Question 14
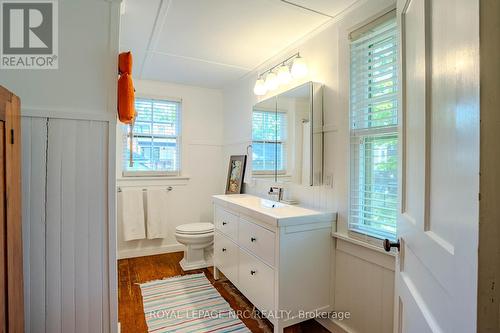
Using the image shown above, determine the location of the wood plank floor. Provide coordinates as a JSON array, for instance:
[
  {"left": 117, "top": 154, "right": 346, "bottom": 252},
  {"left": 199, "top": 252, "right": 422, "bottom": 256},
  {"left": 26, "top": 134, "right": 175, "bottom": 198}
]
[{"left": 118, "top": 252, "right": 330, "bottom": 333}]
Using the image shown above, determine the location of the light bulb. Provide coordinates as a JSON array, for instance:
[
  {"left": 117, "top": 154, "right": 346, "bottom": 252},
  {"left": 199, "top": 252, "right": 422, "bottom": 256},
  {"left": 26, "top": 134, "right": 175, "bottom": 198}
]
[
  {"left": 253, "top": 77, "right": 267, "bottom": 95},
  {"left": 291, "top": 55, "right": 308, "bottom": 78},
  {"left": 276, "top": 64, "right": 292, "bottom": 84},
  {"left": 265, "top": 71, "right": 279, "bottom": 91}
]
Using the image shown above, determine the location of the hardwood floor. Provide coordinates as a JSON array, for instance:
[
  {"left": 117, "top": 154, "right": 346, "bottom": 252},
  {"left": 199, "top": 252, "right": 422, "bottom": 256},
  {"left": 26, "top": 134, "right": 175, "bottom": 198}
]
[{"left": 118, "top": 252, "right": 330, "bottom": 333}]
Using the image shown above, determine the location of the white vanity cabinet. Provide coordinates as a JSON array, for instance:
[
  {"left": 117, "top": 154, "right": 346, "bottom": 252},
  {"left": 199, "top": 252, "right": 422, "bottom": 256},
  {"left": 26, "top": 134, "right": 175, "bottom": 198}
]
[{"left": 212, "top": 194, "right": 336, "bottom": 333}]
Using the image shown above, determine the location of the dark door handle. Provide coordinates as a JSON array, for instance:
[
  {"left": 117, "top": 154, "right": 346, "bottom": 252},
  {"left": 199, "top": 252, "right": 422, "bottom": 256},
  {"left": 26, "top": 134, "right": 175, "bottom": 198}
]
[
  {"left": 383, "top": 239, "right": 400, "bottom": 252},
  {"left": 222, "top": 248, "right": 227, "bottom": 252},
  {"left": 250, "top": 270, "right": 256, "bottom": 275},
  {"left": 222, "top": 222, "right": 227, "bottom": 226},
  {"left": 250, "top": 237, "right": 257, "bottom": 242}
]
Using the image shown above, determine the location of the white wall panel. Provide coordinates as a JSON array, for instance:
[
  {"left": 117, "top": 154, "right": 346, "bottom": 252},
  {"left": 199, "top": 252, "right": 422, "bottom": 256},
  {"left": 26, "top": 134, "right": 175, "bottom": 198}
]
[
  {"left": 21, "top": 116, "right": 48, "bottom": 333},
  {"left": 22, "top": 117, "right": 110, "bottom": 333},
  {"left": 334, "top": 239, "right": 395, "bottom": 333},
  {"left": 0, "top": 1, "right": 118, "bottom": 117},
  {"left": 47, "top": 118, "right": 109, "bottom": 333}
]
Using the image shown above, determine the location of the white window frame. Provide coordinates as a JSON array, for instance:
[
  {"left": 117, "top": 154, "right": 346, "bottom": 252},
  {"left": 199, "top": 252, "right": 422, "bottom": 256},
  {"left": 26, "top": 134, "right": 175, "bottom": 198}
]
[
  {"left": 348, "top": 10, "right": 399, "bottom": 242},
  {"left": 122, "top": 96, "right": 182, "bottom": 177}
]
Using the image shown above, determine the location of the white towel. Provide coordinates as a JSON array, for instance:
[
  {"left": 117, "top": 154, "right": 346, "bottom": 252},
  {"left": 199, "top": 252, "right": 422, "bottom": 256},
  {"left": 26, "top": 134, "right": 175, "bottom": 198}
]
[
  {"left": 146, "top": 189, "right": 168, "bottom": 239},
  {"left": 120, "top": 189, "right": 146, "bottom": 241}
]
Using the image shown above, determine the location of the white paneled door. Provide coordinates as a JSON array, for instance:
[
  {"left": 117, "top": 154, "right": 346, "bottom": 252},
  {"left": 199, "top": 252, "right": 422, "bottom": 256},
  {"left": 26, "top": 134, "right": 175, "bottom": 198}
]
[{"left": 393, "top": 0, "right": 480, "bottom": 332}]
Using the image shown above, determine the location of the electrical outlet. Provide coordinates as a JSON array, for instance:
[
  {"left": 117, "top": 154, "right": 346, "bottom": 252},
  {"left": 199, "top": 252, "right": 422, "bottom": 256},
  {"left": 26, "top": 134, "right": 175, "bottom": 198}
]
[{"left": 324, "top": 173, "right": 334, "bottom": 188}]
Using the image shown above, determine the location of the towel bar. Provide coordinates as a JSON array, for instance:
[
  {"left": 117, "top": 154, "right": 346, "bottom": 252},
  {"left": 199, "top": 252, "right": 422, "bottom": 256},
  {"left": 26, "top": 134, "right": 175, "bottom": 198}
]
[{"left": 117, "top": 186, "right": 173, "bottom": 193}]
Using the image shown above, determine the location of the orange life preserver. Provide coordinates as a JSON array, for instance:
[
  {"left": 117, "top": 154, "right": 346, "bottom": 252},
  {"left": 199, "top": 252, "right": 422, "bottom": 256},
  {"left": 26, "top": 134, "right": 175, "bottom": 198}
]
[{"left": 117, "top": 52, "right": 135, "bottom": 124}]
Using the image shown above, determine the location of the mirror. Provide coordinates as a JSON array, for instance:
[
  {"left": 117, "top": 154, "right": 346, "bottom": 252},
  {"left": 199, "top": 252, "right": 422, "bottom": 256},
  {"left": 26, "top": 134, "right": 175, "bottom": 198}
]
[{"left": 251, "top": 82, "right": 323, "bottom": 185}]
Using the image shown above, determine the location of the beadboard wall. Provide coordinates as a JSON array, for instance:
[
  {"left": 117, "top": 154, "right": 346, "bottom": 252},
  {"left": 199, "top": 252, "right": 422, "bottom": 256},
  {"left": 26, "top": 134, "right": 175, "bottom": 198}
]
[
  {"left": 22, "top": 116, "right": 113, "bottom": 333},
  {"left": 222, "top": 1, "right": 396, "bottom": 332}
]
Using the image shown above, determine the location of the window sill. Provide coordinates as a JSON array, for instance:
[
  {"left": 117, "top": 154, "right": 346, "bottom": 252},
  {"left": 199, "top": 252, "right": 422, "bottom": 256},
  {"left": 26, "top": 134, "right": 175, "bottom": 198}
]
[
  {"left": 252, "top": 174, "right": 292, "bottom": 180},
  {"left": 122, "top": 171, "right": 181, "bottom": 177},
  {"left": 117, "top": 175, "right": 190, "bottom": 187},
  {"left": 332, "top": 231, "right": 396, "bottom": 257}
]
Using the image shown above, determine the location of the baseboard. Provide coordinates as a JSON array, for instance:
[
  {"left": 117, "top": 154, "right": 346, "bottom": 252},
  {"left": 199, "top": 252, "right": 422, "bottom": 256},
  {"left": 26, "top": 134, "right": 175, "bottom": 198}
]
[
  {"left": 118, "top": 244, "right": 184, "bottom": 259},
  {"left": 315, "top": 318, "right": 352, "bottom": 333}
]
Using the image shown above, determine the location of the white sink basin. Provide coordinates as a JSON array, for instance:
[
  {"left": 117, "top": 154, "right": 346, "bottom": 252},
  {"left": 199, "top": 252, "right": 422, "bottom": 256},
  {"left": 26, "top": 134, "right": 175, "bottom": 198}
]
[
  {"left": 220, "top": 195, "right": 288, "bottom": 209},
  {"left": 260, "top": 199, "right": 287, "bottom": 209}
]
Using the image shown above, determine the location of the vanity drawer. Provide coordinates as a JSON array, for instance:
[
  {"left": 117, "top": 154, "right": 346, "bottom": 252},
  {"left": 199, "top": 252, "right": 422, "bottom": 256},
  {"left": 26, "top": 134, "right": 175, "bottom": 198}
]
[
  {"left": 238, "top": 218, "right": 275, "bottom": 266},
  {"left": 238, "top": 248, "right": 275, "bottom": 313},
  {"left": 214, "top": 232, "right": 238, "bottom": 283},
  {"left": 214, "top": 206, "right": 238, "bottom": 240}
]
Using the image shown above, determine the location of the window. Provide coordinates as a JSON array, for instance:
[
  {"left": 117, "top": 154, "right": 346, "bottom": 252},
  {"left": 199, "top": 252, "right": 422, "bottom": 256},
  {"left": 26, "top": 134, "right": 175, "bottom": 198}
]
[
  {"left": 122, "top": 98, "right": 181, "bottom": 176},
  {"left": 252, "top": 110, "right": 287, "bottom": 174},
  {"left": 349, "top": 12, "right": 399, "bottom": 241}
]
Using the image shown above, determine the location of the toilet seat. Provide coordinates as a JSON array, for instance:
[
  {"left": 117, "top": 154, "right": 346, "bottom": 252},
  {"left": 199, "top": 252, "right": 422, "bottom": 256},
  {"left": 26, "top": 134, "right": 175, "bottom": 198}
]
[{"left": 176, "top": 223, "right": 214, "bottom": 235}]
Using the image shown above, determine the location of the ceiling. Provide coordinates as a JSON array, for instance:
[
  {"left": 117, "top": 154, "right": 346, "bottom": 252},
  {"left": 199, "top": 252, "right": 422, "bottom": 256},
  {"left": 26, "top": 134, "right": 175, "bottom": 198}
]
[{"left": 120, "top": 0, "right": 358, "bottom": 89}]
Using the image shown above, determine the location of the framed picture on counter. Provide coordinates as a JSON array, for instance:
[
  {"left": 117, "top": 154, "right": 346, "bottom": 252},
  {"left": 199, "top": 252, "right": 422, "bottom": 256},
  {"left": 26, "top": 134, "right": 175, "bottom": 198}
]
[{"left": 225, "top": 155, "right": 247, "bottom": 194}]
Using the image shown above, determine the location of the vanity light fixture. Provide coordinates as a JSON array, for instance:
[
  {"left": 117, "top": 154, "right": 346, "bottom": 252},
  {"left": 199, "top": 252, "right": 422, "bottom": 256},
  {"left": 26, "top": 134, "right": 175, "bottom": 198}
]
[
  {"left": 277, "top": 64, "right": 292, "bottom": 84},
  {"left": 253, "top": 75, "right": 267, "bottom": 95},
  {"left": 265, "top": 71, "right": 279, "bottom": 91},
  {"left": 253, "top": 52, "right": 307, "bottom": 96},
  {"left": 291, "top": 55, "right": 308, "bottom": 78}
]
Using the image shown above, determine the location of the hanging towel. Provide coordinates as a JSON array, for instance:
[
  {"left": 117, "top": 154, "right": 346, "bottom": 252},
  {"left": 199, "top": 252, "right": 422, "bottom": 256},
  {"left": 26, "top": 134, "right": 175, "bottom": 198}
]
[
  {"left": 146, "top": 189, "right": 168, "bottom": 239},
  {"left": 120, "top": 188, "right": 146, "bottom": 241}
]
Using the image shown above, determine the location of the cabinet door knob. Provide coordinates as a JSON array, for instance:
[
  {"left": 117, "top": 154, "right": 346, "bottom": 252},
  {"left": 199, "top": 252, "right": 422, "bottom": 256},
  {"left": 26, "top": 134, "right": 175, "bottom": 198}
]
[
  {"left": 222, "top": 248, "right": 227, "bottom": 252},
  {"left": 222, "top": 221, "right": 227, "bottom": 226},
  {"left": 250, "top": 237, "right": 257, "bottom": 242},
  {"left": 250, "top": 270, "right": 256, "bottom": 275},
  {"left": 383, "top": 239, "right": 400, "bottom": 252}
]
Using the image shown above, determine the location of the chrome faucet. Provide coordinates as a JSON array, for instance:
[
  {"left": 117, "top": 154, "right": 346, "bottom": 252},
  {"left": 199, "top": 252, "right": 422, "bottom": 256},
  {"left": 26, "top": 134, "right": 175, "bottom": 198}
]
[{"left": 268, "top": 186, "right": 284, "bottom": 202}]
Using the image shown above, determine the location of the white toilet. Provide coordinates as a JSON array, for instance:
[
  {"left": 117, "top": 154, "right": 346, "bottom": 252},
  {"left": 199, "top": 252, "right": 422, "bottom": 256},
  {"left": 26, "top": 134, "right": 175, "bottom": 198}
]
[{"left": 175, "top": 222, "right": 214, "bottom": 271}]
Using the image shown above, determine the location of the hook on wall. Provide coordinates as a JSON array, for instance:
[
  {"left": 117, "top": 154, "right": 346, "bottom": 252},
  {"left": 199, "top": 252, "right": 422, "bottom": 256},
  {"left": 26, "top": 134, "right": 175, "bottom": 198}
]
[{"left": 246, "top": 144, "right": 252, "bottom": 156}]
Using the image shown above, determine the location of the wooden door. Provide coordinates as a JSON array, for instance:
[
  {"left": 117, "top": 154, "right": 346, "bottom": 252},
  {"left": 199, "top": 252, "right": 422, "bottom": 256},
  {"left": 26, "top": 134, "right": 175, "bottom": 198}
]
[
  {"left": 394, "top": 0, "right": 480, "bottom": 332},
  {"left": 0, "top": 85, "right": 23, "bottom": 333},
  {"left": 0, "top": 120, "right": 5, "bottom": 333}
]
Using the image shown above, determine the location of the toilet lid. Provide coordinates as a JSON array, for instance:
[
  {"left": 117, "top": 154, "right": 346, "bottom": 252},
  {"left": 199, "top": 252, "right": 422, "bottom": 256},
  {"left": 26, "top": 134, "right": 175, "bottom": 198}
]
[{"left": 176, "top": 223, "right": 214, "bottom": 235}]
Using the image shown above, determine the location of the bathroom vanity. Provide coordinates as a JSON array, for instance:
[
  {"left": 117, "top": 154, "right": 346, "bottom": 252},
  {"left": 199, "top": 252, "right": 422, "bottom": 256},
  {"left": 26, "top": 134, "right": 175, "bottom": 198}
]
[{"left": 212, "top": 194, "right": 336, "bottom": 333}]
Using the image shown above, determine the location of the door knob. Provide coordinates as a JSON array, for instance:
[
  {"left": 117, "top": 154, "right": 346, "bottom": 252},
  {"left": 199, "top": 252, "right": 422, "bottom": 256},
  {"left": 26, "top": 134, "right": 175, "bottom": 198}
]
[
  {"left": 222, "top": 221, "right": 227, "bottom": 226},
  {"left": 250, "top": 237, "right": 257, "bottom": 242},
  {"left": 250, "top": 270, "right": 256, "bottom": 275},
  {"left": 222, "top": 248, "right": 227, "bottom": 252},
  {"left": 383, "top": 239, "right": 400, "bottom": 252}
]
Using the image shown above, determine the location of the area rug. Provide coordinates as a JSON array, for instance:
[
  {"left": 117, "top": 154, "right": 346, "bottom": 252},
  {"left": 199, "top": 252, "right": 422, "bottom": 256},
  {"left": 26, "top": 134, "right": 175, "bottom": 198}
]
[{"left": 139, "top": 273, "right": 251, "bottom": 333}]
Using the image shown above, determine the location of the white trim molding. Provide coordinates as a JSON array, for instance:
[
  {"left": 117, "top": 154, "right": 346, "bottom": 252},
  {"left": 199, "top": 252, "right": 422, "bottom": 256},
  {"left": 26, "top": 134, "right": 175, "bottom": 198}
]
[
  {"left": 315, "top": 317, "right": 349, "bottom": 333},
  {"left": 333, "top": 232, "right": 395, "bottom": 271},
  {"left": 118, "top": 244, "right": 184, "bottom": 260},
  {"left": 21, "top": 107, "right": 117, "bottom": 122}
]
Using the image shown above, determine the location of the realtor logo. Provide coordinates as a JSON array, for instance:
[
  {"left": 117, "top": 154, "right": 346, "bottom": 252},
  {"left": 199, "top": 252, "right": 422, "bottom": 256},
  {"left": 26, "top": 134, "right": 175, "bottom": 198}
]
[{"left": 1, "top": 0, "right": 58, "bottom": 69}]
